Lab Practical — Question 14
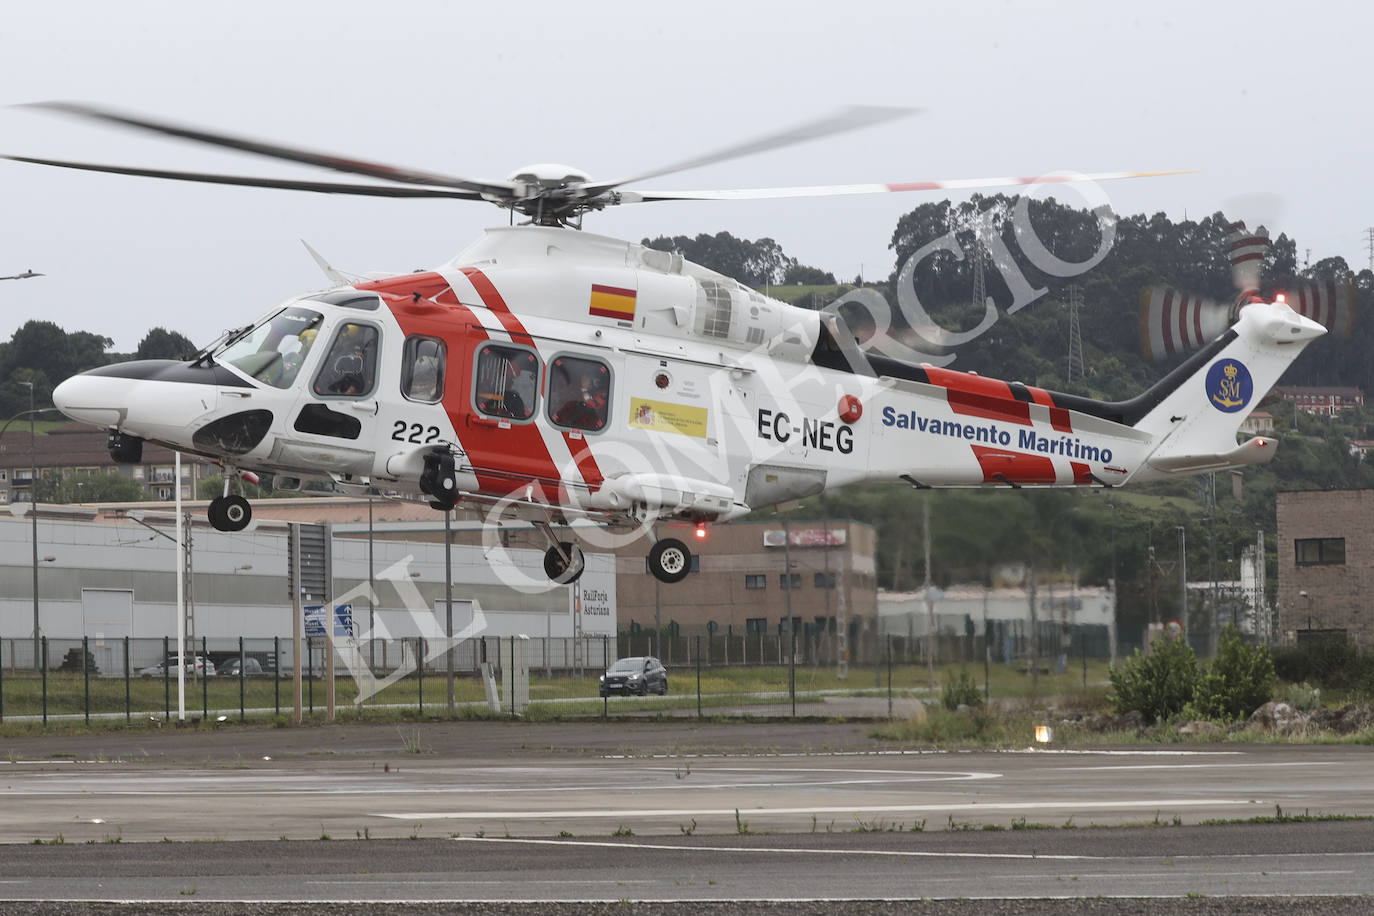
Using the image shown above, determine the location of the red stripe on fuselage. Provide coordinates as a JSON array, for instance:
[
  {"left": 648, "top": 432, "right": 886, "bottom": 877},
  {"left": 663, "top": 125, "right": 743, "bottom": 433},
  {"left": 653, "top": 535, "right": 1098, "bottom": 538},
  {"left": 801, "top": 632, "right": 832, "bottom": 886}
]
[
  {"left": 460, "top": 268, "right": 604, "bottom": 494},
  {"left": 971, "top": 445, "right": 1057, "bottom": 484},
  {"left": 461, "top": 267, "right": 534, "bottom": 346},
  {"left": 377, "top": 275, "right": 578, "bottom": 502},
  {"left": 357, "top": 271, "right": 456, "bottom": 302}
]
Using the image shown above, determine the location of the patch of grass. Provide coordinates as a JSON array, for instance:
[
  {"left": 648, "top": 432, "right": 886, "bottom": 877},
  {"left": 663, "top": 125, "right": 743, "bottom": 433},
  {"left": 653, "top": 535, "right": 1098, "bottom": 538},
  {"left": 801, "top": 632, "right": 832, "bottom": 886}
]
[
  {"left": 735, "top": 809, "right": 750, "bottom": 835},
  {"left": 1200, "top": 804, "right": 1374, "bottom": 826},
  {"left": 611, "top": 824, "right": 635, "bottom": 837}
]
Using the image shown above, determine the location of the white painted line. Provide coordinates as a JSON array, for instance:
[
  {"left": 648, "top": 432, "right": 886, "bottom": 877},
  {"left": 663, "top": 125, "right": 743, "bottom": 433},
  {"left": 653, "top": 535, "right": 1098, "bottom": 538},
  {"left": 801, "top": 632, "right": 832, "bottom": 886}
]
[
  {"left": 450, "top": 835, "right": 1093, "bottom": 860},
  {"left": 380, "top": 798, "right": 1261, "bottom": 821},
  {"left": 1060, "top": 761, "right": 1342, "bottom": 772}
]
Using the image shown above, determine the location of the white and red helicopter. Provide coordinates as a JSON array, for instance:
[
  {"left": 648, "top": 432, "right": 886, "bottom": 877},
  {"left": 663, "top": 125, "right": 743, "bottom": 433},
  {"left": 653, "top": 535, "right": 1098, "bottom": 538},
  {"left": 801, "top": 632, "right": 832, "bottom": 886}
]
[{"left": 10, "top": 103, "right": 1325, "bottom": 585}]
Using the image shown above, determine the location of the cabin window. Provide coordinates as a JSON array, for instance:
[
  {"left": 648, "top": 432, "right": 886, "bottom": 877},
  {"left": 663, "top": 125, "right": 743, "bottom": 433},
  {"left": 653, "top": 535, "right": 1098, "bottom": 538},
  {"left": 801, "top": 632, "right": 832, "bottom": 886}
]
[
  {"left": 547, "top": 355, "right": 611, "bottom": 432},
  {"left": 313, "top": 322, "right": 380, "bottom": 398},
  {"left": 219, "top": 306, "right": 324, "bottom": 389},
  {"left": 473, "top": 344, "right": 539, "bottom": 421},
  {"left": 401, "top": 336, "right": 446, "bottom": 403}
]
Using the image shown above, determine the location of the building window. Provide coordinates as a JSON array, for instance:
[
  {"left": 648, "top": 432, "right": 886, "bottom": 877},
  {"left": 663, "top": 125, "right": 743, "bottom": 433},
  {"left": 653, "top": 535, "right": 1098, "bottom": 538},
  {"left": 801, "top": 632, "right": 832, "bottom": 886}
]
[
  {"left": 1295, "top": 537, "right": 1345, "bottom": 566},
  {"left": 779, "top": 573, "right": 801, "bottom": 589},
  {"left": 814, "top": 572, "right": 836, "bottom": 589},
  {"left": 745, "top": 574, "right": 766, "bottom": 589},
  {"left": 745, "top": 617, "right": 766, "bottom": 634}
]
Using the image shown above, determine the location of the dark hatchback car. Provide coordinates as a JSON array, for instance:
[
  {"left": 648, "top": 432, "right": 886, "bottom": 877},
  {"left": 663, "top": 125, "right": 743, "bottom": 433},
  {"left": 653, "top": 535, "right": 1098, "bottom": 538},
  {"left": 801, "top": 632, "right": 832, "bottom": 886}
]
[{"left": 599, "top": 656, "right": 668, "bottom": 697}]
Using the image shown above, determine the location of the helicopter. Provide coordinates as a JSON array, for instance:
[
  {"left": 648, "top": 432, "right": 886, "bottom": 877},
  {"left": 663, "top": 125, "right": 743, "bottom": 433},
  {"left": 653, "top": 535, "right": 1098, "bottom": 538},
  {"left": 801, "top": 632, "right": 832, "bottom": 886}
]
[{"left": 10, "top": 102, "right": 1325, "bottom": 585}]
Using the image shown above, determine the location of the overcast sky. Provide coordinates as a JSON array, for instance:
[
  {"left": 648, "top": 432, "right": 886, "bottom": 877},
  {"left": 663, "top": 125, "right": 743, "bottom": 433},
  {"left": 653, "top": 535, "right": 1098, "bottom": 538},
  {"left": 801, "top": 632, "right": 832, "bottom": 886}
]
[{"left": 1, "top": 0, "right": 1368, "bottom": 352}]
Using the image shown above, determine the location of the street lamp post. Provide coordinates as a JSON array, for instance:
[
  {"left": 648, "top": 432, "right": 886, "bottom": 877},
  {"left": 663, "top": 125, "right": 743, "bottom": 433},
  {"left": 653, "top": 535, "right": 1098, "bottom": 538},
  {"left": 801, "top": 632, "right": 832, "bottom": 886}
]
[{"left": 23, "top": 381, "right": 38, "bottom": 670}]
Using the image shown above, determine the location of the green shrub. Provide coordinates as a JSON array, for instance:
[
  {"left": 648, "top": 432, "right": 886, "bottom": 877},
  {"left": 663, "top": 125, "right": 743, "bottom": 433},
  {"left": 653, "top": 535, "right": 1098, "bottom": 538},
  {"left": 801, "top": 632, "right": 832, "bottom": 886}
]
[
  {"left": 1273, "top": 637, "right": 1374, "bottom": 691},
  {"left": 940, "top": 668, "right": 983, "bottom": 710},
  {"left": 1192, "top": 625, "right": 1277, "bottom": 721},
  {"left": 1107, "top": 636, "right": 1198, "bottom": 724}
]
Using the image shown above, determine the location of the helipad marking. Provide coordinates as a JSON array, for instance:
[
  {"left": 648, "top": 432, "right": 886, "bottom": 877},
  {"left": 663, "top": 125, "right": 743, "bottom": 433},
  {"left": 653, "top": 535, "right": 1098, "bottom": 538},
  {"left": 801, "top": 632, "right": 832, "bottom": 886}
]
[
  {"left": 1060, "top": 761, "right": 1342, "bottom": 772},
  {"left": 380, "top": 798, "right": 1260, "bottom": 821}
]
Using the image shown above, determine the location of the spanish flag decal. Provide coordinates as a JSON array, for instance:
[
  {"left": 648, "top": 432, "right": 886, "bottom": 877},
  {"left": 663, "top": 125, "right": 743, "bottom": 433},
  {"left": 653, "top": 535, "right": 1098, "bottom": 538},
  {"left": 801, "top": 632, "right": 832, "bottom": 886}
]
[{"left": 588, "top": 284, "right": 636, "bottom": 321}]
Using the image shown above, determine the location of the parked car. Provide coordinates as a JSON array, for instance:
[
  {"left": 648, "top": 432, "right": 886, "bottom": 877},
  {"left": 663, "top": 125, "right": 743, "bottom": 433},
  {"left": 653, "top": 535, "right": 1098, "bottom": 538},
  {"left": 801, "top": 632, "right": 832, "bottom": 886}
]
[
  {"left": 599, "top": 656, "right": 668, "bottom": 697},
  {"left": 220, "top": 657, "right": 264, "bottom": 676},
  {"left": 136, "top": 656, "right": 216, "bottom": 678}
]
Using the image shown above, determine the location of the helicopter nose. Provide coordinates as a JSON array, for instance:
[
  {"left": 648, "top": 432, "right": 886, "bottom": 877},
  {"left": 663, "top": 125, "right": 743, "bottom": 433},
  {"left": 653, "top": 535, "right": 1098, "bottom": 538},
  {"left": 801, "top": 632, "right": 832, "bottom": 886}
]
[
  {"left": 53, "top": 361, "right": 222, "bottom": 439},
  {"left": 52, "top": 373, "right": 130, "bottom": 428}
]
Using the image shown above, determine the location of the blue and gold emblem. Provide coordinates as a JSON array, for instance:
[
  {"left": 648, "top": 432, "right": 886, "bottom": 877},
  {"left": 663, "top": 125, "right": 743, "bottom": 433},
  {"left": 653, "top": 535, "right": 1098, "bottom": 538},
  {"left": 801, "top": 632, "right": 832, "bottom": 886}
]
[{"left": 1206, "top": 359, "right": 1252, "bottom": 413}]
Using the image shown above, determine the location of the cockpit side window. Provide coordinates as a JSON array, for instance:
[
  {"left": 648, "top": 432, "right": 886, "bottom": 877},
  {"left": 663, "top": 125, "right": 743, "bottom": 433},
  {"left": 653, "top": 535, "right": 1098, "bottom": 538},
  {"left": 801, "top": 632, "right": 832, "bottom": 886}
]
[
  {"left": 217, "top": 306, "right": 324, "bottom": 389},
  {"left": 313, "top": 322, "right": 380, "bottom": 398},
  {"left": 402, "top": 336, "right": 446, "bottom": 403}
]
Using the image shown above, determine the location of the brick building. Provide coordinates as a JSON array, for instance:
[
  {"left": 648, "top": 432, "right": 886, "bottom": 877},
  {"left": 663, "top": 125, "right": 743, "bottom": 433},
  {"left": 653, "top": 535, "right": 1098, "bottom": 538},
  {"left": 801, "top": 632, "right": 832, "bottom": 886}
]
[
  {"left": 1276, "top": 489, "right": 1374, "bottom": 645},
  {"left": 0, "top": 423, "right": 218, "bottom": 504},
  {"left": 1271, "top": 386, "right": 1365, "bottom": 417}
]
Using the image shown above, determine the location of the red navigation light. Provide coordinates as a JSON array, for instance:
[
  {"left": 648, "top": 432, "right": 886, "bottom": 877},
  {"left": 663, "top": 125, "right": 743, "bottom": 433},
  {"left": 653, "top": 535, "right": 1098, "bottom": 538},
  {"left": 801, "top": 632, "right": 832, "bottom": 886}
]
[{"left": 694, "top": 525, "right": 707, "bottom": 540}]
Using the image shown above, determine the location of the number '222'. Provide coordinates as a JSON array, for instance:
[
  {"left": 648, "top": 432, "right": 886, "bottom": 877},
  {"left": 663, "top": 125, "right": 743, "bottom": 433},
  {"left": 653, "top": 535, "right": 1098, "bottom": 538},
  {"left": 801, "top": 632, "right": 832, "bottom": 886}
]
[{"left": 392, "top": 421, "right": 441, "bottom": 444}]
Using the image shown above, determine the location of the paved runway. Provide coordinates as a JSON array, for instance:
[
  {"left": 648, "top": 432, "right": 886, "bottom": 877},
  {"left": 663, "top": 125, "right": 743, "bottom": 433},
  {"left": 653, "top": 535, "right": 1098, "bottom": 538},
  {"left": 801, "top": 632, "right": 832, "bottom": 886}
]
[{"left": 0, "top": 721, "right": 1370, "bottom": 906}]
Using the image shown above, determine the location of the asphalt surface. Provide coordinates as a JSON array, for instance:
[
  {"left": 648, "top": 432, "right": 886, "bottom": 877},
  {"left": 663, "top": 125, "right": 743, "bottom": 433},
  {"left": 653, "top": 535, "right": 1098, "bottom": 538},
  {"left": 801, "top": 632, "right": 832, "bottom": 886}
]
[{"left": 0, "top": 720, "right": 1371, "bottom": 912}]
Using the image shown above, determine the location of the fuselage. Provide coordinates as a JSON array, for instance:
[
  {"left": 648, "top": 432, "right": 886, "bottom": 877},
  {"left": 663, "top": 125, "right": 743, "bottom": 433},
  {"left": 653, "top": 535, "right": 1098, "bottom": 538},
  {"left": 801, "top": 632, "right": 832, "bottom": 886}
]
[{"left": 51, "top": 225, "right": 1321, "bottom": 529}]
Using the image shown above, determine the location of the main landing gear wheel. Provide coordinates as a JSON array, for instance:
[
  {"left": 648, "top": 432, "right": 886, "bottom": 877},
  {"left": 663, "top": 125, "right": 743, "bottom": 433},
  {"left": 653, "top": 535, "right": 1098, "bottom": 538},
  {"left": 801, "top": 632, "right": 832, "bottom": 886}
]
[
  {"left": 647, "top": 538, "right": 691, "bottom": 584},
  {"left": 543, "top": 542, "right": 586, "bottom": 584},
  {"left": 208, "top": 495, "right": 252, "bottom": 532}
]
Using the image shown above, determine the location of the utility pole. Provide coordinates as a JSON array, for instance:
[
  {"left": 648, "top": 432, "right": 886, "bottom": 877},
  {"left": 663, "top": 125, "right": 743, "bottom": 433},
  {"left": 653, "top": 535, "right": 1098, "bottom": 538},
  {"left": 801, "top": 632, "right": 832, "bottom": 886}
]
[
  {"left": 1366, "top": 227, "right": 1374, "bottom": 272},
  {"left": 1067, "top": 284, "right": 1085, "bottom": 383},
  {"left": 1177, "top": 526, "right": 1188, "bottom": 641}
]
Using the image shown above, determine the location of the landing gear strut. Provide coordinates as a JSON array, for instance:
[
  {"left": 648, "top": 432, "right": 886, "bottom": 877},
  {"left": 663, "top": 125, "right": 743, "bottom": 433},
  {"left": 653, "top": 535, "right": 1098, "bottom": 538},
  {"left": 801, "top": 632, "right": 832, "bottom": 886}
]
[{"left": 647, "top": 537, "right": 692, "bottom": 584}]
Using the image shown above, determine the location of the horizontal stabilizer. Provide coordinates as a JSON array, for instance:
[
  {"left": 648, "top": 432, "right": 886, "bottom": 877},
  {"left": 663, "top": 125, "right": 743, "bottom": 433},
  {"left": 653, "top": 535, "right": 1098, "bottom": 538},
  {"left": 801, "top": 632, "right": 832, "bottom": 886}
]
[{"left": 1146, "top": 436, "right": 1276, "bottom": 474}]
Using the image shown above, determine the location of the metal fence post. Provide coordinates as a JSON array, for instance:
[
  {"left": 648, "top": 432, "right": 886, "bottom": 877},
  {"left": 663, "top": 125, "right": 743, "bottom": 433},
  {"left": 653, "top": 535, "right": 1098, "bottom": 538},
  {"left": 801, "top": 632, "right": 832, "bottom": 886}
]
[
  {"left": 239, "top": 635, "right": 246, "bottom": 722},
  {"left": 41, "top": 636, "right": 47, "bottom": 725},
  {"left": 83, "top": 635, "right": 90, "bottom": 725},
  {"left": 308, "top": 636, "right": 315, "bottom": 716},
  {"left": 274, "top": 636, "right": 280, "bottom": 718},
  {"left": 417, "top": 637, "right": 423, "bottom": 715},
  {"left": 696, "top": 635, "right": 701, "bottom": 720},
  {"left": 0, "top": 638, "right": 5, "bottom": 723},
  {"left": 163, "top": 635, "right": 170, "bottom": 720},
  {"left": 201, "top": 636, "right": 208, "bottom": 721},
  {"left": 887, "top": 634, "right": 893, "bottom": 720},
  {"left": 124, "top": 637, "right": 131, "bottom": 724}
]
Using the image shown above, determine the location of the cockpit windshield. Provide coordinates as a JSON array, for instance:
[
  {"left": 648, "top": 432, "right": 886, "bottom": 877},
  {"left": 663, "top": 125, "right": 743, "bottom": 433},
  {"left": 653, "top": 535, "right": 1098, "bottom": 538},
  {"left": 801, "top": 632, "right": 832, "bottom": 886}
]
[{"left": 216, "top": 306, "right": 324, "bottom": 389}]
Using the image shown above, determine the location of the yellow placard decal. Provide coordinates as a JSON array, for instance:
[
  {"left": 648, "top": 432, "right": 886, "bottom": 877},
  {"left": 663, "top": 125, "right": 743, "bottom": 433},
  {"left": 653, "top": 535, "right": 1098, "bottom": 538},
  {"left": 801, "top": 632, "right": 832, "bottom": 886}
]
[{"left": 629, "top": 398, "right": 708, "bottom": 438}]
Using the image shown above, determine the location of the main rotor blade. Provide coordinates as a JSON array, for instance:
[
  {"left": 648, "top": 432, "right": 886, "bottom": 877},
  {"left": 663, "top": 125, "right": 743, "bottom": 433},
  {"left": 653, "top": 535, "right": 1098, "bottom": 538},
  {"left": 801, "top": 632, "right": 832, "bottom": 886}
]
[
  {"left": 4, "top": 155, "right": 484, "bottom": 199},
  {"left": 19, "top": 101, "right": 516, "bottom": 197},
  {"left": 616, "top": 168, "right": 1194, "bottom": 203},
  {"left": 582, "top": 105, "right": 917, "bottom": 197}
]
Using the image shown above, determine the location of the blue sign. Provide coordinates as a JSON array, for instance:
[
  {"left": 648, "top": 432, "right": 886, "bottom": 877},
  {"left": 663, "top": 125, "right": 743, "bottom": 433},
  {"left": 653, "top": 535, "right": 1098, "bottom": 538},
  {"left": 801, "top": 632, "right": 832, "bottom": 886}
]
[
  {"left": 1206, "top": 359, "right": 1252, "bottom": 413},
  {"left": 304, "top": 604, "right": 355, "bottom": 638}
]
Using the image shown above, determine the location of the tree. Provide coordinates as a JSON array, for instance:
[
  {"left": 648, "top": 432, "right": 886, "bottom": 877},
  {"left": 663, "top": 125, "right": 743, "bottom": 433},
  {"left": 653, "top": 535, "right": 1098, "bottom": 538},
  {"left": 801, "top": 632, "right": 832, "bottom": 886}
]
[
  {"left": 34, "top": 470, "right": 148, "bottom": 504},
  {"left": 641, "top": 232, "right": 832, "bottom": 289},
  {"left": 135, "top": 328, "right": 197, "bottom": 361},
  {"left": 1192, "top": 624, "right": 1277, "bottom": 721}
]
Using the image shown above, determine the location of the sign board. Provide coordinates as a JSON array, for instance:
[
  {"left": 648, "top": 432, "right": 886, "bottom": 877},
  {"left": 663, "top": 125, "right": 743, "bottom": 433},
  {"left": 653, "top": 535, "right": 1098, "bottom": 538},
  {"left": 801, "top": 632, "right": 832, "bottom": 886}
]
[
  {"left": 304, "top": 604, "right": 354, "bottom": 639},
  {"left": 763, "top": 528, "right": 847, "bottom": 548}
]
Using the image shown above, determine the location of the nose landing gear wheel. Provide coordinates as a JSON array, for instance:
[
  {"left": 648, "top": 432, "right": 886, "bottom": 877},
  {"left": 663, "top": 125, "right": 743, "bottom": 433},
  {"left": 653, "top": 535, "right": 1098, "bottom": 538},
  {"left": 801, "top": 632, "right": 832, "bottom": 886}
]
[
  {"left": 543, "top": 541, "right": 586, "bottom": 584},
  {"left": 208, "top": 495, "right": 252, "bottom": 532},
  {"left": 647, "top": 537, "right": 691, "bottom": 584}
]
